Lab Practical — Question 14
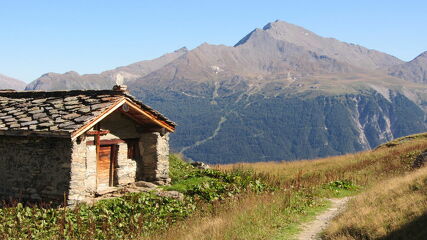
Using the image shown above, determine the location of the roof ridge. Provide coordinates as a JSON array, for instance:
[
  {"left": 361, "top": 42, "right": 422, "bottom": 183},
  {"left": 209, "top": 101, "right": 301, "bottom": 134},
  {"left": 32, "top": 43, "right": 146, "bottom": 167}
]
[{"left": 0, "top": 89, "right": 127, "bottom": 98}]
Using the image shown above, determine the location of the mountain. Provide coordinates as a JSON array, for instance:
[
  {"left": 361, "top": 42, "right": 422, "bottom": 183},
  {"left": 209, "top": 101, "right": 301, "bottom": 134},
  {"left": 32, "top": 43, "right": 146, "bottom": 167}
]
[
  {"left": 235, "top": 20, "right": 403, "bottom": 69},
  {"left": 24, "top": 20, "right": 427, "bottom": 164},
  {"left": 388, "top": 51, "right": 427, "bottom": 84},
  {"left": 0, "top": 74, "right": 26, "bottom": 90},
  {"left": 25, "top": 47, "right": 188, "bottom": 90}
]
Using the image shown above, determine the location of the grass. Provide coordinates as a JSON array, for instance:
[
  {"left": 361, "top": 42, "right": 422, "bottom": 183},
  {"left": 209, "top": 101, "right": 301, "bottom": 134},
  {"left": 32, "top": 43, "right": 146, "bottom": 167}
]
[
  {"left": 149, "top": 137, "right": 427, "bottom": 240},
  {"left": 322, "top": 165, "right": 427, "bottom": 240}
]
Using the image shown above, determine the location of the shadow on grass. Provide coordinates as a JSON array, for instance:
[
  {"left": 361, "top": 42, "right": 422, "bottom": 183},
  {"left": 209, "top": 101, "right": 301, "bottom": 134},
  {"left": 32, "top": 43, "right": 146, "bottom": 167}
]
[{"left": 379, "top": 213, "right": 427, "bottom": 240}]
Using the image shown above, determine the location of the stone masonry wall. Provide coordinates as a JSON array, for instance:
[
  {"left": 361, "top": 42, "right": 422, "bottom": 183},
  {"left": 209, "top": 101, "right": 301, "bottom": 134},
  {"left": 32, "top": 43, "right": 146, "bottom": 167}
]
[
  {"left": 116, "top": 142, "right": 137, "bottom": 185},
  {"left": 140, "top": 132, "right": 170, "bottom": 185},
  {"left": 0, "top": 136, "right": 72, "bottom": 202},
  {"left": 68, "top": 139, "right": 89, "bottom": 205}
]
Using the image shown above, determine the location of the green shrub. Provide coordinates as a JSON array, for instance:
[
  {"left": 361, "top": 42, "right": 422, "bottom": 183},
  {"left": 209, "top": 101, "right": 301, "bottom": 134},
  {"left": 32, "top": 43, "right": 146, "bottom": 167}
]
[
  {"left": 0, "top": 192, "right": 195, "bottom": 239},
  {"left": 326, "top": 180, "right": 357, "bottom": 190}
]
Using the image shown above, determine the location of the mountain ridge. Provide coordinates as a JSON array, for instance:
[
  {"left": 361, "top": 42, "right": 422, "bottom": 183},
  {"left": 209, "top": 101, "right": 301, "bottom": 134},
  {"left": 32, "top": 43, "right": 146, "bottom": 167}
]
[
  {"left": 388, "top": 51, "right": 427, "bottom": 84},
  {"left": 0, "top": 74, "right": 26, "bottom": 90}
]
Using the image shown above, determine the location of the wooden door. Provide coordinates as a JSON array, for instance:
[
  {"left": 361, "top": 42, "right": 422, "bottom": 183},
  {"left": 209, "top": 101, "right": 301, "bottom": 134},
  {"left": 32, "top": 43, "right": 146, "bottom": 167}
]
[{"left": 97, "top": 145, "right": 118, "bottom": 190}]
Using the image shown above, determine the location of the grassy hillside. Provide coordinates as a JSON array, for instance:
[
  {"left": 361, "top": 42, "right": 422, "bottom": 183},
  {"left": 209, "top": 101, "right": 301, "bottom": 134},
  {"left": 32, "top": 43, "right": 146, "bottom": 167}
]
[
  {"left": 150, "top": 134, "right": 427, "bottom": 240},
  {"left": 322, "top": 164, "right": 427, "bottom": 239}
]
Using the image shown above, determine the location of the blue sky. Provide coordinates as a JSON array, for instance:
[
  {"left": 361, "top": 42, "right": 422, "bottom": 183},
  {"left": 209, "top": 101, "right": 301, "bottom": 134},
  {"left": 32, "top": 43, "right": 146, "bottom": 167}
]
[{"left": 0, "top": 0, "right": 426, "bottom": 83}]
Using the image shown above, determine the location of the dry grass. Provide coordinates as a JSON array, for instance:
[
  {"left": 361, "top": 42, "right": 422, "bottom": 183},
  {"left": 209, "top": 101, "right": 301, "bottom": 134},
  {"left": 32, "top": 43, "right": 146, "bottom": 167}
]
[
  {"left": 219, "top": 140, "right": 426, "bottom": 188},
  {"left": 147, "top": 139, "right": 427, "bottom": 240},
  {"left": 322, "top": 166, "right": 427, "bottom": 240}
]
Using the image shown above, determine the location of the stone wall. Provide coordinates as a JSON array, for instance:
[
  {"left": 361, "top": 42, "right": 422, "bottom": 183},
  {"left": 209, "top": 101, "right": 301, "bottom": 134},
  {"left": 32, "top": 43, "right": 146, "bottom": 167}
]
[
  {"left": 140, "top": 132, "right": 170, "bottom": 185},
  {"left": 116, "top": 142, "right": 137, "bottom": 185},
  {"left": 0, "top": 135, "right": 72, "bottom": 203},
  {"left": 68, "top": 139, "right": 89, "bottom": 205}
]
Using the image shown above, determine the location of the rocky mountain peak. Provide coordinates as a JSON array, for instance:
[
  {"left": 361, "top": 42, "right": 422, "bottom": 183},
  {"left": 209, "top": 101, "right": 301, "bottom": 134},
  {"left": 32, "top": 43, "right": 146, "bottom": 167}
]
[
  {"left": 414, "top": 51, "right": 427, "bottom": 60},
  {"left": 175, "top": 47, "right": 188, "bottom": 53}
]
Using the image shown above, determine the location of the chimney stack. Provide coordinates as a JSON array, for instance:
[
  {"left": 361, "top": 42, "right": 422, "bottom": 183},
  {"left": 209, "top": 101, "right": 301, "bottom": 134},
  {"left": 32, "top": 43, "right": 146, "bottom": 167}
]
[
  {"left": 112, "top": 73, "right": 128, "bottom": 92},
  {"left": 112, "top": 84, "right": 128, "bottom": 92}
]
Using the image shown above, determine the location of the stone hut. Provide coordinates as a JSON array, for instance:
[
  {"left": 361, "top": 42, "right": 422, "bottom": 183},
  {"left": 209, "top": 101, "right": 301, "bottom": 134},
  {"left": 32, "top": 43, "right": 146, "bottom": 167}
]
[{"left": 0, "top": 86, "right": 175, "bottom": 205}]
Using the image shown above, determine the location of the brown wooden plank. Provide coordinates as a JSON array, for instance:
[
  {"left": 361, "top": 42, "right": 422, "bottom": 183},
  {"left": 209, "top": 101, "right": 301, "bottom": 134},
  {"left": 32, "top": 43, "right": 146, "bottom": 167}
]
[
  {"left": 87, "top": 130, "right": 110, "bottom": 135},
  {"left": 86, "top": 139, "right": 126, "bottom": 146}
]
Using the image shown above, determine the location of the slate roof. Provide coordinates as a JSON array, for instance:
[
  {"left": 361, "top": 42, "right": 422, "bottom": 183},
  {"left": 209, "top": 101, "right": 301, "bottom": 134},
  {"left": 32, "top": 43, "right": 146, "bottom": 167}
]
[{"left": 0, "top": 89, "right": 175, "bottom": 137}]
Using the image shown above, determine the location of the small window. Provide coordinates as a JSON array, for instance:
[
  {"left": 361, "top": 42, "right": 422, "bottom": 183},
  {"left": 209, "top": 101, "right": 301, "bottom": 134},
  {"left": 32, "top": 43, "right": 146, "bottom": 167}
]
[{"left": 126, "top": 139, "right": 139, "bottom": 159}]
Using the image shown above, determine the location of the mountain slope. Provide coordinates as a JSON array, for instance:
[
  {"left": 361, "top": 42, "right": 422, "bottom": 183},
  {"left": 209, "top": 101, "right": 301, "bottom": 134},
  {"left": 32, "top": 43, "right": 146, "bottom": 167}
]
[
  {"left": 388, "top": 51, "right": 427, "bottom": 84},
  {"left": 0, "top": 74, "right": 26, "bottom": 90}
]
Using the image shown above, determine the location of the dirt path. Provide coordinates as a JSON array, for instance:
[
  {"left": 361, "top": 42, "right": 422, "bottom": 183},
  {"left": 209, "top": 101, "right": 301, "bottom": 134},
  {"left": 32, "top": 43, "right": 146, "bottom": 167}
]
[{"left": 296, "top": 197, "right": 350, "bottom": 240}]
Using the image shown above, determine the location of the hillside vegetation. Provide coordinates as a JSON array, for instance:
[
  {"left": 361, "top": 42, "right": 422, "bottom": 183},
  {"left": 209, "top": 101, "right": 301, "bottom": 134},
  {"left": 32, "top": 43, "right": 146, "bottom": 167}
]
[
  {"left": 323, "top": 166, "right": 427, "bottom": 240},
  {"left": 151, "top": 134, "right": 427, "bottom": 240}
]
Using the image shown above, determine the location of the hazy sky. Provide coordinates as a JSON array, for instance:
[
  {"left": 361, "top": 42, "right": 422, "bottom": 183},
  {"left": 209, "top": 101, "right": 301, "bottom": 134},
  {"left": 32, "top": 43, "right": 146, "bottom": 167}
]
[{"left": 0, "top": 0, "right": 426, "bottom": 83}]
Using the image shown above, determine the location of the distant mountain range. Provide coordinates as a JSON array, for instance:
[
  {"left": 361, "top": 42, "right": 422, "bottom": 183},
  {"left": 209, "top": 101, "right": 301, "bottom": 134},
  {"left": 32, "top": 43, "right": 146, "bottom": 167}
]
[
  {"left": 0, "top": 74, "right": 26, "bottom": 90},
  {"left": 2, "top": 20, "right": 427, "bottom": 163}
]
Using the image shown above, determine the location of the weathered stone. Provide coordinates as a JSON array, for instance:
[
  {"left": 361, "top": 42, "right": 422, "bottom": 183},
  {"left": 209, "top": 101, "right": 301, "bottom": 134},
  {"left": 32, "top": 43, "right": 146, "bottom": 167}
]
[
  {"left": 191, "top": 161, "right": 210, "bottom": 169},
  {"left": 32, "top": 113, "right": 47, "bottom": 119},
  {"left": 77, "top": 107, "right": 91, "bottom": 114},
  {"left": 4, "top": 118, "right": 17, "bottom": 122},
  {"left": 18, "top": 117, "right": 32, "bottom": 122},
  {"left": 58, "top": 122, "right": 74, "bottom": 128},
  {"left": 64, "top": 100, "right": 80, "bottom": 105},
  {"left": 90, "top": 103, "right": 109, "bottom": 110},
  {"left": 64, "top": 96, "right": 78, "bottom": 101},
  {"left": 21, "top": 120, "right": 38, "bottom": 127},
  {"left": 63, "top": 113, "right": 80, "bottom": 120},
  {"left": 38, "top": 122, "right": 54, "bottom": 127},
  {"left": 28, "top": 109, "right": 44, "bottom": 114},
  {"left": 74, "top": 115, "right": 92, "bottom": 122},
  {"left": 32, "top": 99, "right": 47, "bottom": 104},
  {"left": 65, "top": 105, "right": 80, "bottom": 110}
]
